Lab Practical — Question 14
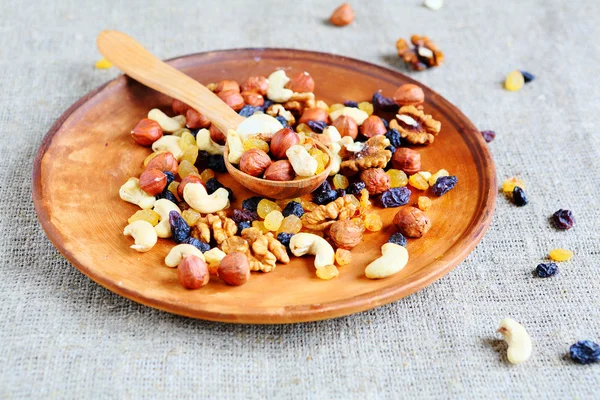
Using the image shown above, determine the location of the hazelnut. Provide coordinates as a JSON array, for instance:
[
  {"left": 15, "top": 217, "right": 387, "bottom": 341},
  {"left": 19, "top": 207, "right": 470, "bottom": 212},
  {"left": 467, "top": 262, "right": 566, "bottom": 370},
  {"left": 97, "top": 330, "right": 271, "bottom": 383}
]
[
  {"left": 241, "top": 91, "right": 264, "bottom": 107},
  {"left": 178, "top": 255, "right": 210, "bottom": 289},
  {"left": 393, "top": 84, "right": 425, "bottom": 107},
  {"left": 329, "top": 220, "right": 364, "bottom": 249},
  {"left": 139, "top": 168, "right": 167, "bottom": 196},
  {"left": 172, "top": 99, "right": 190, "bottom": 115},
  {"left": 177, "top": 175, "right": 204, "bottom": 198},
  {"left": 217, "top": 90, "right": 245, "bottom": 111},
  {"left": 286, "top": 72, "right": 315, "bottom": 93},
  {"left": 392, "top": 148, "right": 421, "bottom": 175},
  {"left": 145, "top": 152, "right": 178, "bottom": 174},
  {"left": 209, "top": 124, "right": 226, "bottom": 144},
  {"left": 330, "top": 3, "right": 354, "bottom": 26},
  {"left": 393, "top": 206, "right": 431, "bottom": 238},
  {"left": 240, "top": 76, "right": 269, "bottom": 95},
  {"left": 270, "top": 127, "right": 300, "bottom": 159},
  {"left": 360, "top": 115, "right": 387, "bottom": 138},
  {"left": 218, "top": 252, "right": 250, "bottom": 286},
  {"left": 263, "top": 160, "right": 295, "bottom": 181},
  {"left": 215, "top": 80, "right": 240, "bottom": 93},
  {"left": 185, "top": 108, "right": 211, "bottom": 129},
  {"left": 298, "top": 108, "right": 329, "bottom": 124},
  {"left": 360, "top": 168, "right": 391, "bottom": 195},
  {"left": 131, "top": 118, "right": 163, "bottom": 146},
  {"left": 331, "top": 115, "right": 358, "bottom": 139},
  {"left": 239, "top": 149, "right": 272, "bottom": 177}
]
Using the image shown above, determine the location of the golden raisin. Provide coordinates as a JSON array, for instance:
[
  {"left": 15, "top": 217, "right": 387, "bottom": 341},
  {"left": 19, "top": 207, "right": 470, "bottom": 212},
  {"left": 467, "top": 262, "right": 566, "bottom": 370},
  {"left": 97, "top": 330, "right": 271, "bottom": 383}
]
[
  {"left": 386, "top": 169, "right": 408, "bottom": 188},
  {"left": 168, "top": 181, "right": 180, "bottom": 199},
  {"left": 243, "top": 138, "right": 270, "bottom": 152},
  {"left": 278, "top": 215, "right": 302, "bottom": 234},
  {"left": 257, "top": 199, "right": 281, "bottom": 219},
  {"left": 505, "top": 70, "right": 525, "bottom": 92},
  {"left": 418, "top": 196, "right": 432, "bottom": 211},
  {"left": 199, "top": 168, "right": 215, "bottom": 183},
  {"left": 428, "top": 169, "right": 449, "bottom": 186},
  {"left": 502, "top": 177, "right": 526, "bottom": 193},
  {"left": 359, "top": 188, "right": 371, "bottom": 212},
  {"left": 300, "top": 198, "right": 317, "bottom": 212},
  {"left": 309, "top": 148, "right": 329, "bottom": 174},
  {"left": 549, "top": 248, "right": 573, "bottom": 262},
  {"left": 335, "top": 248, "right": 352, "bottom": 266},
  {"left": 332, "top": 174, "right": 349, "bottom": 190},
  {"left": 316, "top": 264, "right": 339, "bottom": 280},
  {"left": 180, "top": 131, "right": 199, "bottom": 164},
  {"left": 95, "top": 58, "right": 113, "bottom": 69},
  {"left": 264, "top": 210, "right": 284, "bottom": 231},
  {"left": 364, "top": 213, "right": 383, "bottom": 231},
  {"left": 328, "top": 103, "right": 344, "bottom": 113},
  {"left": 358, "top": 101, "right": 374, "bottom": 116},
  {"left": 181, "top": 209, "right": 202, "bottom": 226},
  {"left": 128, "top": 210, "right": 160, "bottom": 226},
  {"left": 408, "top": 173, "right": 429, "bottom": 190},
  {"left": 178, "top": 160, "right": 199, "bottom": 179},
  {"left": 252, "top": 220, "right": 270, "bottom": 234}
]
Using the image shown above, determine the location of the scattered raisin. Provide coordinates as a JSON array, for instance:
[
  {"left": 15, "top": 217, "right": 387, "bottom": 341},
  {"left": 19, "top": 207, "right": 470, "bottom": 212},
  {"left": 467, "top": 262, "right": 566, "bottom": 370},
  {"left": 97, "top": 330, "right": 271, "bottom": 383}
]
[
  {"left": 205, "top": 177, "right": 234, "bottom": 199},
  {"left": 312, "top": 181, "right": 338, "bottom": 205},
  {"left": 380, "top": 187, "right": 412, "bottom": 208},
  {"left": 239, "top": 105, "right": 259, "bottom": 117},
  {"left": 157, "top": 188, "right": 178, "bottom": 203},
  {"left": 282, "top": 201, "right": 304, "bottom": 218},
  {"left": 520, "top": 71, "right": 535, "bottom": 83},
  {"left": 169, "top": 210, "right": 191, "bottom": 244},
  {"left": 277, "top": 232, "right": 294, "bottom": 249},
  {"left": 553, "top": 209, "right": 575, "bottom": 230},
  {"left": 535, "top": 263, "right": 558, "bottom": 278},
  {"left": 307, "top": 120, "right": 327, "bottom": 133},
  {"left": 385, "top": 129, "right": 402, "bottom": 148},
  {"left": 236, "top": 220, "right": 252, "bottom": 235},
  {"left": 346, "top": 181, "right": 366, "bottom": 195},
  {"left": 232, "top": 209, "right": 258, "bottom": 224},
  {"left": 512, "top": 186, "right": 528, "bottom": 206},
  {"left": 242, "top": 196, "right": 264, "bottom": 212},
  {"left": 164, "top": 171, "right": 175, "bottom": 186},
  {"left": 432, "top": 175, "right": 458, "bottom": 196},
  {"left": 388, "top": 232, "right": 407, "bottom": 247},
  {"left": 207, "top": 154, "right": 226, "bottom": 172},
  {"left": 196, "top": 150, "right": 210, "bottom": 166},
  {"left": 570, "top": 341, "right": 600, "bottom": 364},
  {"left": 381, "top": 118, "right": 389, "bottom": 129},
  {"left": 275, "top": 115, "right": 288, "bottom": 127},
  {"left": 344, "top": 100, "right": 358, "bottom": 108},
  {"left": 372, "top": 91, "right": 397, "bottom": 111},
  {"left": 481, "top": 130, "right": 496, "bottom": 143},
  {"left": 181, "top": 237, "right": 211, "bottom": 252},
  {"left": 261, "top": 100, "right": 274, "bottom": 112},
  {"left": 335, "top": 188, "right": 346, "bottom": 198}
]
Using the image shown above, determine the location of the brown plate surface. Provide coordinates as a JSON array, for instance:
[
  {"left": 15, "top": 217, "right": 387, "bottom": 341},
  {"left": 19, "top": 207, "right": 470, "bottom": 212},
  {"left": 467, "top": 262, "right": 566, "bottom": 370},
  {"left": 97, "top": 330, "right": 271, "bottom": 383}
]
[{"left": 32, "top": 49, "right": 496, "bottom": 324}]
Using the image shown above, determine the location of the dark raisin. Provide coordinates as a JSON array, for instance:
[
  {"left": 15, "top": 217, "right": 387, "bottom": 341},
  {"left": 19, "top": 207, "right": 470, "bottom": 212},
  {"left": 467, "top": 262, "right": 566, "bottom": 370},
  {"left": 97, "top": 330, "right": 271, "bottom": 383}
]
[
  {"left": 372, "top": 91, "right": 397, "bottom": 112},
  {"left": 385, "top": 145, "right": 397, "bottom": 156},
  {"left": 232, "top": 208, "right": 258, "bottom": 223},
  {"left": 481, "top": 130, "right": 496, "bottom": 143},
  {"left": 181, "top": 237, "right": 211, "bottom": 252},
  {"left": 196, "top": 150, "right": 210, "bottom": 164},
  {"left": 277, "top": 232, "right": 294, "bottom": 249},
  {"left": 520, "top": 71, "right": 535, "bottom": 83},
  {"left": 346, "top": 181, "right": 366, "bottom": 195},
  {"left": 242, "top": 196, "right": 263, "bottom": 212},
  {"left": 335, "top": 189, "right": 346, "bottom": 198},
  {"left": 157, "top": 188, "right": 178, "bottom": 203},
  {"left": 307, "top": 120, "right": 327, "bottom": 133},
  {"left": 569, "top": 340, "right": 600, "bottom": 364},
  {"left": 261, "top": 100, "right": 274, "bottom": 112},
  {"left": 169, "top": 210, "right": 190, "bottom": 244},
  {"left": 282, "top": 201, "right": 304, "bottom": 218},
  {"left": 344, "top": 100, "right": 358, "bottom": 108},
  {"left": 239, "top": 105, "right": 258, "bottom": 117},
  {"left": 385, "top": 129, "right": 402, "bottom": 148},
  {"left": 205, "top": 177, "right": 234, "bottom": 199},
  {"left": 388, "top": 232, "right": 407, "bottom": 247},
  {"left": 381, "top": 118, "right": 389, "bottom": 129},
  {"left": 163, "top": 171, "right": 175, "bottom": 186},
  {"left": 432, "top": 176, "right": 458, "bottom": 196},
  {"left": 312, "top": 181, "right": 338, "bottom": 205},
  {"left": 207, "top": 154, "right": 226, "bottom": 172},
  {"left": 535, "top": 263, "right": 558, "bottom": 278},
  {"left": 380, "top": 187, "right": 412, "bottom": 208},
  {"left": 236, "top": 220, "right": 252, "bottom": 235},
  {"left": 189, "top": 128, "right": 200, "bottom": 138},
  {"left": 275, "top": 115, "right": 288, "bottom": 127},
  {"left": 512, "top": 186, "right": 528, "bottom": 206},
  {"left": 553, "top": 209, "right": 575, "bottom": 230}
]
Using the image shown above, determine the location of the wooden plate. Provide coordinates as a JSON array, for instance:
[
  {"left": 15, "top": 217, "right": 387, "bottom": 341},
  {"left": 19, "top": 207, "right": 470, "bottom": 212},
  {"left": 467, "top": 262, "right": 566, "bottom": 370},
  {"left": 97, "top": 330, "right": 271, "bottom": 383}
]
[{"left": 33, "top": 49, "right": 496, "bottom": 324}]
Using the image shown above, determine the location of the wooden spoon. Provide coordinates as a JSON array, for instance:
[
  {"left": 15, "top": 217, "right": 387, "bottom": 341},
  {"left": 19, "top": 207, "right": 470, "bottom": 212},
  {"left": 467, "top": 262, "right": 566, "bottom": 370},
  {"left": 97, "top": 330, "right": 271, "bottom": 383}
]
[{"left": 97, "top": 30, "right": 244, "bottom": 133}]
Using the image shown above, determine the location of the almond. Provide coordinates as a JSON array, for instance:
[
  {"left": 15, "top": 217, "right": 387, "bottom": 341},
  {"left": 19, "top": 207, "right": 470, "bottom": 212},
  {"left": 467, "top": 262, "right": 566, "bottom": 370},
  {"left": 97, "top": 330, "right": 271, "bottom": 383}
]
[
  {"left": 331, "top": 115, "right": 358, "bottom": 139},
  {"left": 270, "top": 127, "right": 300, "bottom": 159},
  {"left": 239, "top": 149, "right": 272, "bottom": 177},
  {"left": 145, "top": 152, "right": 178, "bottom": 174},
  {"left": 393, "top": 84, "right": 425, "bottom": 107},
  {"left": 215, "top": 80, "right": 240, "bottom": 93},
  {"left": 139, "top": 168, "right": 167, "bottom": 196},
  {"left": 240, "top": 76, "right": 269, "bottom": 95},
  {"left": 178, "top": 255, "right": 210, "bottom": 289},
  {"left": 185, "top": 108, "right": 211, "bottom": 129},
  {"left": 131, "top": 118, "right": 163, "bottom": 146},
  {"left": 330, "top": 3, "right": 354, "bottom": 26},
  {"left": 217, "top": 90, "right": 245, "bottom": 111},
  {"left": 298, "top": 108, "right": 329, "bottom": 124},
  {"left": 172, "top": 99, "right": 190, "bottom": 115},
  {"left": 209, "top": 124, "right": 226, "bottom": 144},
  {"left": 286, "top": 72, "right": 315, "bottom": 93},
  {"left": 392, "top": 148, "right": 421, "bottom": 175},
  {"left": 263, "top": 160, "right": 295, "bottom": 181},
  {"left": 241, "top": 91, "right": 265, "bottom": 107},
  {"left": 360, "top": 115, "right": 387, "bottom": 138},
  {"left": 218, "top": 252, "right": 250, "bottom": 286}
]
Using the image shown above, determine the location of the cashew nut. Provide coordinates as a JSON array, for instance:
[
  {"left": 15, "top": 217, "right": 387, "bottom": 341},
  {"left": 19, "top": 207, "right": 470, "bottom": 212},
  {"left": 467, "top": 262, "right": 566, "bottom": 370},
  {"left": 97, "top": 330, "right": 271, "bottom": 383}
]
[
  {"left": 183, "top": 182, "right": 230, "bottom": 214},
  {"left": 151, "top": 135, "right": 184, "bottom": 161},
  {"left": 148, "top": 108, "right": 186, "bottom": 132},
  {"left": 165, "top": 244, "right": 205, "bottom": 267},
  {"left": 329, "top": 107, "right": 369, "bottom": 125},
  {"left": 123, "top": 220, "right": 158, "bottom": 252},
  {"left": 322, "top": 126, "right": 342, "bottom": 144},
  {"left": 153, "top": 198, "right": 182, "bottom": 238},
  {"left": 204, "top": 247, "right": 226, "bottom": 267},
  {"left": 226, "top": 129, "right": 244, "bottom": 164},
  {"left": 498, "top": 318, "right": 532, "bottom": 364},
  {"left": 196, "top": 128, "right": 224, "bottom": 155},
  {"left": 289, "top": 233, "right": 335, "bottom": 269},
  {"left": 328, "top": 142, "right": 342, "bottom": 176},
  {"left": 396, "top": 114, "right": 419, "bottom": 127},
  {"left": 266, "top": 70, "right": 293, "bottom": 102},
  {"left": 344, "top": 141, "right": 365, "bottom": 153},
  {"left": 286, "top": 145, "right": 318, "bottom": 177},
  {"left": 236, "top": 113, "right": 283, "bottom": 141},
  {"left": 119, "top": 177, "right": 156, "bottom": 210},
  {"left": 365, "top": 243, "right": 409, "bottom": 279}
]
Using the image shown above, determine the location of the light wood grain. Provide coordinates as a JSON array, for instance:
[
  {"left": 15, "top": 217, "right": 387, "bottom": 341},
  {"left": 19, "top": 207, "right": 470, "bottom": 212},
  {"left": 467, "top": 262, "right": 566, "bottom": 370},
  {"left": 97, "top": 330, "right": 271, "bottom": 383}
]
[
  {"left": 96, "top": 30, "right": 244, "bottom": 133},
  {"left": 32, "top": 49, "right": 496, "bottom": 324}
]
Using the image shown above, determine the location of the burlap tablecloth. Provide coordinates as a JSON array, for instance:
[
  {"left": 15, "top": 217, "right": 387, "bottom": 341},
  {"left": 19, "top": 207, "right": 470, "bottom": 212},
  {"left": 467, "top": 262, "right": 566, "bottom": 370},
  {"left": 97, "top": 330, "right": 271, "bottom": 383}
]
[{"left": 1, "top": 0, "right": 599, "bottom": 398}]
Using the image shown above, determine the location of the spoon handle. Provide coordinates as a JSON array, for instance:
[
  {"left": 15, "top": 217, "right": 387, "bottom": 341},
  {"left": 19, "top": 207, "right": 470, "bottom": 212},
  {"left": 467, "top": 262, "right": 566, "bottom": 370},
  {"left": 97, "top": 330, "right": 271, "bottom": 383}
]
[{"left": 97, "top": 30, "right": 244, "bottom": 133}]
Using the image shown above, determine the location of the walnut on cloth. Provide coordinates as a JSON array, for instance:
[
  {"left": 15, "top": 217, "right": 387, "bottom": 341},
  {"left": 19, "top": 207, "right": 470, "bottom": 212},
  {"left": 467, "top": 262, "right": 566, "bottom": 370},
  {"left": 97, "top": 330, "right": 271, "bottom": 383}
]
[
  {"left": 389, "top": 106, "right": 441, "bottom": 145},
  {"left": 302, "top": 195, "right": 359, "bottom": 231},
  {"left": 190, "top": 211, "right": 237, "bottom": 245},
  {"left": 396, "top": 35, "right": 444, "bottom": 71},
  {"left": 340, "top": 135, "right": 392, "bottom": 173}
]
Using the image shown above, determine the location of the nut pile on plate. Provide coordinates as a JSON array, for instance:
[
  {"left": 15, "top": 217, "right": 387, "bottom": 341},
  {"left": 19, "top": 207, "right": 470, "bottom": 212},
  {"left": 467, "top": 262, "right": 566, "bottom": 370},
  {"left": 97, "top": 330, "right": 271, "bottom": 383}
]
[{"left": 119, "top": 69, "right": 457, "bottom": 289}]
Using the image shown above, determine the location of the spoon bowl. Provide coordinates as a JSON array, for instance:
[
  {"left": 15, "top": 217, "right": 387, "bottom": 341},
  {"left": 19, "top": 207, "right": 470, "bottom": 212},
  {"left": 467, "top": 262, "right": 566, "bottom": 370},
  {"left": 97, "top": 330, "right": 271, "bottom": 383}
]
[{"left": 224, "top": 140, "right": 333, "bottom": 199}]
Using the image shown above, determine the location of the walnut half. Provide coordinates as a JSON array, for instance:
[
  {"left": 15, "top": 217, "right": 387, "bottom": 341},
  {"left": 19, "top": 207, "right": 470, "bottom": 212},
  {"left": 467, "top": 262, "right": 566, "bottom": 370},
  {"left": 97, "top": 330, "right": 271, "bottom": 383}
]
[{"left": 389, "top": 106, "right": 441, "bottom": 145}]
